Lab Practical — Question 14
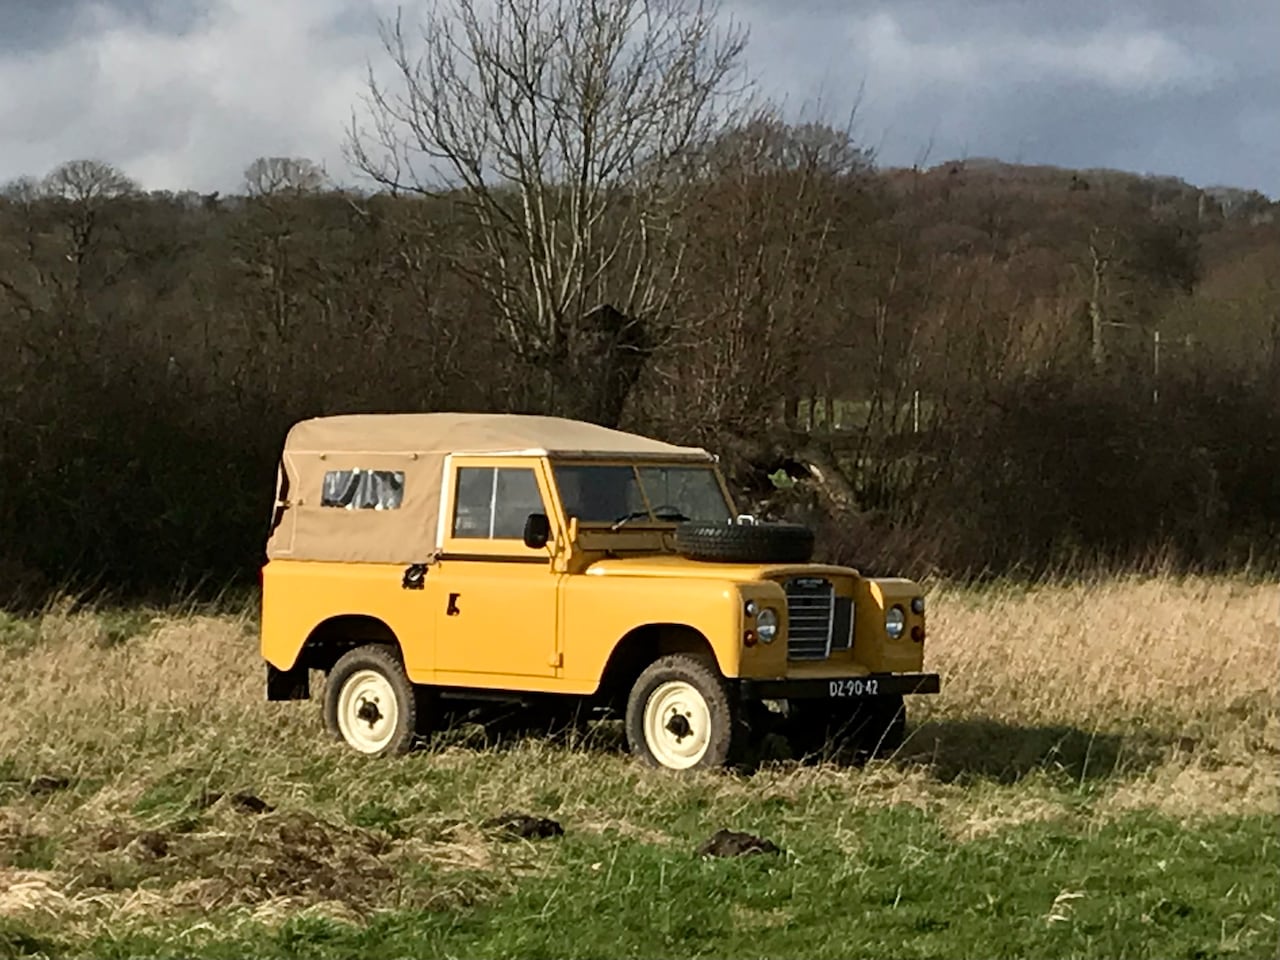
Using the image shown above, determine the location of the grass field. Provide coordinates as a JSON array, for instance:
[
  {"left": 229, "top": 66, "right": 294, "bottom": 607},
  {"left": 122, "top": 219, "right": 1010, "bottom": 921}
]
[{"left": 0, "top": 577, "right": 1277, "bottom": 958}]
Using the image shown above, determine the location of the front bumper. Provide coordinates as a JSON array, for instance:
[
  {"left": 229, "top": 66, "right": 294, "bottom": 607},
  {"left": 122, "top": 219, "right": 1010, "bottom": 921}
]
[{"left": 740, "top": 672, "right": 940, "bottom": 701}]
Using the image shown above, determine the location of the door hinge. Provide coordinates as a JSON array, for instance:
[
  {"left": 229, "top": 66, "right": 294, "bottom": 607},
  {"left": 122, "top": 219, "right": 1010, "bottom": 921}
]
[{"left": 547, "top": 652, "right": 563, "bottom": 668}]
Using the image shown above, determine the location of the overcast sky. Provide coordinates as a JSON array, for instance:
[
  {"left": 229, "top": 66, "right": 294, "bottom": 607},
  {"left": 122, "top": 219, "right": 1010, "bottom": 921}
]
[{"left": 1, "top": 0, "right": 1275, "bottom": 196}]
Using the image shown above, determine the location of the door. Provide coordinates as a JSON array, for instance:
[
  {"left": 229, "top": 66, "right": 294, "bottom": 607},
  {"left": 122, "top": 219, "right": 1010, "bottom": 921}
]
[{"left": 432, "top": 459, "right": 560, "bottom": 681}]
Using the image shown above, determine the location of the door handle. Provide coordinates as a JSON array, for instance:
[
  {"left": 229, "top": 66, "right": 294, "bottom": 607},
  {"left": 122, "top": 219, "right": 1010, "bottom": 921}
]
[{"left": 446, "top": 593, "right": 461, "bottom": 616}]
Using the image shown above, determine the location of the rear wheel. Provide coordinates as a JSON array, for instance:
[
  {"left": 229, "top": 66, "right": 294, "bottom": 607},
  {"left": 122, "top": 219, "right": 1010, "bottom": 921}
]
[
  {"left": 625, "top": 655, "right": 738, "bottom": 770},
  {"left": 324, "top": 645, "right": 428, "bottom": 756}
]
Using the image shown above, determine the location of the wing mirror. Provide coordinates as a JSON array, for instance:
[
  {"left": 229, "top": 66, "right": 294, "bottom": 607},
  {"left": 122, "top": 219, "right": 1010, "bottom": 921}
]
[{"left": 523, "top": 512, "right": 552, "bottom": 549}]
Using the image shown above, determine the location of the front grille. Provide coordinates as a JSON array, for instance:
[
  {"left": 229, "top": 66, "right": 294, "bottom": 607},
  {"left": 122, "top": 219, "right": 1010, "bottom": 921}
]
[
  {"left": 831, "top": 595, "right": 854, "bottom": 651},
  {"left": 785, "top": 577, "right": 835, "bottom": 660}
]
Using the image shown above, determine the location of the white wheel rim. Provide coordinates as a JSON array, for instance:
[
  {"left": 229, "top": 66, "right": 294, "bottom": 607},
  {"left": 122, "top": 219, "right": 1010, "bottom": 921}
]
[
  {"left": 642, "top": 680, "right": 712, "bottom": 769},
  {"left": 336, "top": 669, "right": 399, "bottom": 754}
]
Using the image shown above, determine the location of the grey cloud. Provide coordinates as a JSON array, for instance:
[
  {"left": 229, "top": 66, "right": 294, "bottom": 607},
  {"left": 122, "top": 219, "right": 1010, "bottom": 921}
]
[
  {"left": 0, "top": 0, "right": 1274, "bottom": 196},
  {"left": 776, "top": 0, "right": 1270, "bottom": 41},
  {"left": 892, "top": 0, "right": 1253, "bottom": 35},
  {"left": 0, "top": 0, "right": 203, "bottom": 53},
  {"left": 0, "top": 0, "right": 84, "bottom": 52},
  {"left": 731, "top": 0, "right": 1280, "bottom": 195},
  {"left": 0, "top": 0, "right": 387, "bottom": 192}
]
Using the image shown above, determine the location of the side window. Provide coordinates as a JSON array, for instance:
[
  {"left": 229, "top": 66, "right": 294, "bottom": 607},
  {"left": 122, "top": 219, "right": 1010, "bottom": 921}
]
[
  {"left": 493, "top": 468, "right": 544, "bottom": 538},
  {"left": 452, "top": 467, "right": 546, "bottom": 540},
  {"left": 321, "top": 469, "right": 404, "bottom": 510},
  {"left": 452, "top": 468, "right": 493, "bottom": 537}
]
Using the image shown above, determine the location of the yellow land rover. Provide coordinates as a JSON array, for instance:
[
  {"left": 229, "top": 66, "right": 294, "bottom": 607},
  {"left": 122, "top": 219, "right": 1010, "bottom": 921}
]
[{"left": 261, "top": 413, "right": 939, "bottom": 770}]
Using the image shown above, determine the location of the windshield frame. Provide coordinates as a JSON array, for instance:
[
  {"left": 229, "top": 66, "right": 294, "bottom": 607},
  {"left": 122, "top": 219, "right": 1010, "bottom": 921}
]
[{"left": 549, "top": 459, "right": 736, "bottom": 528}]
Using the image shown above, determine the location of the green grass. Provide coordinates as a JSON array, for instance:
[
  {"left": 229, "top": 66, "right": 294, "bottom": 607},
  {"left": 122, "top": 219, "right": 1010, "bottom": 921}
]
[
  {"left": 0, "top": 579, "right": 1276, "bottom": 958},
  {"left": 20, "top": 808, "right": 1275, "bottom": 960},
  {"left": 0, "top": 736, "right": 1275, "bottom": 959}
]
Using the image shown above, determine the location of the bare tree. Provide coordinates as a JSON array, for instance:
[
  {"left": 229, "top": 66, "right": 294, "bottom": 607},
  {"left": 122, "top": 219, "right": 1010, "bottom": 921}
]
[
  {"left": 41, "top": 159, "right": 136, "bottom": 206},
  {"left": 695, "top": 115, "right": 872, "bottom": 180},
  {"left": 231, "top": 157, "right": 331, "bottom": 349},
  {"left": 244, "top": 157, "right": 329, "bottom": 197},
  {"left": 632, "top": 114, "right": 886, "bottom": 517},
  {"left": 347, "top": 0, "right": 751, "bottom": 424},
  {"left": 23, "top": 161, "right": 139, "bottom": 339},
  {"left": 0, "top": 177, "right": 50, "bottom": 324},
  {"left": 40, "top": 161, "right": 137, "bottom": 270}
]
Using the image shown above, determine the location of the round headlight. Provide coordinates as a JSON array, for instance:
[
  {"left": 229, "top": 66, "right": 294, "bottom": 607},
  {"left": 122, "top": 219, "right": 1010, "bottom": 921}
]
[
  {"left": 744, "top": 599, "right": 758, "bottom": 618},
  {"left": 756, "top": 608, "right": 779, "bottom": 644},
  {"left": 911, "top": 596, "right": 925, "bottom": 615},
  {"left": 885, "top": 605, "right": 906, "bottom": 640}
]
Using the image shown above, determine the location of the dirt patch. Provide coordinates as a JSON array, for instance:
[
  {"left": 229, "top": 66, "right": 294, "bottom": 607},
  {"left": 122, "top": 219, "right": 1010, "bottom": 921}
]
[
  {"left": 126, "top": 830, "right": 171, "bottom": 861},
  {"left": 0, "top": 804, "right": 534, "bottom": 931},
  {"left": 195, "top": 790, "right": 275, "bottom": 815},
  {"left": 481, "top": 813, "right": 564, "bottom": 840},
  {"left": 129, "top": 811, "right": 397, "bottom": 911},
  {"left": 697, "top": 829, "right": 783, "bottom": 858},
  {"left": 25, "top": 776, "right": 73, "bottom": 797}
]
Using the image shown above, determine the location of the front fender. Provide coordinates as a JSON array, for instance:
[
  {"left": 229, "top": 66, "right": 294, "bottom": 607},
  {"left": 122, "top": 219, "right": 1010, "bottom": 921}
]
[{"left": 561, "top": 574, "right": 746, "bottom": 684}]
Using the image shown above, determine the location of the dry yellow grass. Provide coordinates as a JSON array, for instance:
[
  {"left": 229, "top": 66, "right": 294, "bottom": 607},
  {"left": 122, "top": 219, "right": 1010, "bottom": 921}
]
[
  {"left": 1, "top": 577, "right": 1277, "bottom": 804},
  {"left": 912, "top": 576, "right": 1280, "bottom": 823},
  {"left": 922, "top": 576, "right": 1279, "bottom": 731},
  {"left": 7, "top": 576, "right": 1273, "bottom": 740},
  {"left": 0, "top": 576, "right": 1276, "bottom": 938}
]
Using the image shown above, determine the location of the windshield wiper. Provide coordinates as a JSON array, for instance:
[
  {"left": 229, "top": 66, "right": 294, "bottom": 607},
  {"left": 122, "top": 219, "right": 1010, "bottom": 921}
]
[
  {"left": 610, "top": 510, "right": 651, "bottom": 530},
  {"left": 611, "top": 506, "right": 690, "bottom": 530}
]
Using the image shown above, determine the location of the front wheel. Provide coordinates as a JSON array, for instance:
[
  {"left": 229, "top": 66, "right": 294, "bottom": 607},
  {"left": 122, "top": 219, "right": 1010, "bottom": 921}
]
[
  {"left": 625, "top": 655, "right": 738, "bottom": 770},
  {"left": 324, "top": 645, "right": 427, "bottom": 756}
]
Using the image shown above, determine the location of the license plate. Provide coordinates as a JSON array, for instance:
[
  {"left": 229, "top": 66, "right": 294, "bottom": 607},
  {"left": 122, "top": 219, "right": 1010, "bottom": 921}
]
[{"left": 829, "top": 678, "right": 880, "bottom": 698}]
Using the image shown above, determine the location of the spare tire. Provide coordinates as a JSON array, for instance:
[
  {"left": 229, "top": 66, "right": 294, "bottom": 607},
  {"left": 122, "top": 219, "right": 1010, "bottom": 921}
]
[{"left": 674, "top": 522, "right": 815, "bottom": 564}]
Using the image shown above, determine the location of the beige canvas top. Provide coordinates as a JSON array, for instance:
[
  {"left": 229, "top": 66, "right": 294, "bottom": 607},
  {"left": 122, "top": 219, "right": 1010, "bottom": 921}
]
[{"left": 266, "top": 413, "right": 713, "bottom": 563}]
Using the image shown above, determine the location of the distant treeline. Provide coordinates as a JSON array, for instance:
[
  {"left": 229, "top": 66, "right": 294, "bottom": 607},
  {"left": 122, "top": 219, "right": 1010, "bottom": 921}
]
[{"left": 1, "top": 151, "right": 1277, "bottom": 605}]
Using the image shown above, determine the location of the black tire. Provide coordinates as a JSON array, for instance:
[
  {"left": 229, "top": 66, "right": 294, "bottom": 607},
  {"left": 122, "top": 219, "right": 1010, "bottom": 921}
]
[
  {"left": 324, "top": 645, "right": 429, "bottom": 756},
  {"left": 625, "top": 655, "right": 739, "bottom": 770},
  {"left": 674, "top": 521, "right": 815, "bottom": 564},
  {"left": 787, "top": 695, "right": 906, "bottom": 761}
]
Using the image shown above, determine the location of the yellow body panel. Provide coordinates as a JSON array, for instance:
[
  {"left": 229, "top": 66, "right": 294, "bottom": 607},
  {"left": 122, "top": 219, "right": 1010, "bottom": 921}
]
[
  {"left": 431, "top": 559, "right": 560, "bottom": 679},
  {"left": 261, "top": 560, "right": 438, "bottom": 679},
  {"left": 260, "top": 450, "right": 930, "bottom": 695},
  {"left": 854, "top": 578, "right": 927, "bottom": 674}
]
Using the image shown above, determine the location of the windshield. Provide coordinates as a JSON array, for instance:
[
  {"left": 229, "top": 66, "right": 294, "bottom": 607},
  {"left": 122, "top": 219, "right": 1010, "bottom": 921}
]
[{"left": 553, "top": 464, "right": 733, "bottom": 525}]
